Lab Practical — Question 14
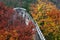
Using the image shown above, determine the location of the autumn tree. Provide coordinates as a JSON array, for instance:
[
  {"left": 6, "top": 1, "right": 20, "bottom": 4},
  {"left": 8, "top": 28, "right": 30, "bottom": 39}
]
[{"left": 30, "top": 0, "right": 60, "bottom": 40}]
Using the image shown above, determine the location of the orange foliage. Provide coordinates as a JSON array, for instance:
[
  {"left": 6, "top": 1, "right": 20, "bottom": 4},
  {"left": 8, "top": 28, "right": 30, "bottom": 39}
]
[{"left": 30, "top": 0, "right": 60, "bottom": 40}]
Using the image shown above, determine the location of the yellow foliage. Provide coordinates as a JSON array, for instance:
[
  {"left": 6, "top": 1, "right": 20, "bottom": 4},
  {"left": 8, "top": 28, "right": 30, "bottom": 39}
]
[{"left": 30, "top": 0, "right": 60, "bottom": 40}]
